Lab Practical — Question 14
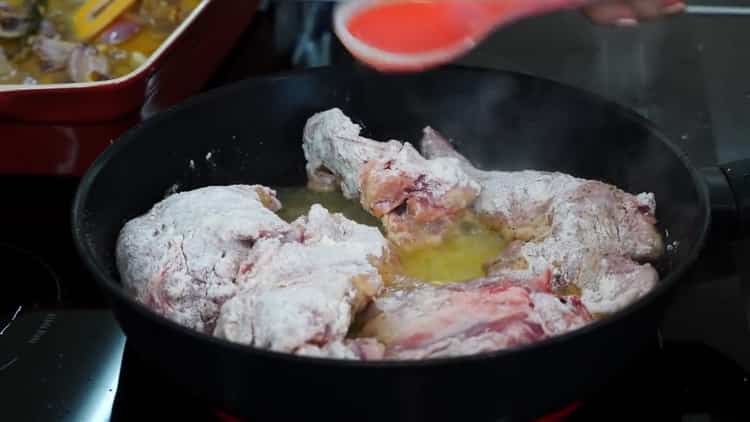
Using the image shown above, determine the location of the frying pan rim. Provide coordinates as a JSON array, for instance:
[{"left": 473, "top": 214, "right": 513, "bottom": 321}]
[{"left": 71, "top": 64, "right": 711, "bottom": 368}]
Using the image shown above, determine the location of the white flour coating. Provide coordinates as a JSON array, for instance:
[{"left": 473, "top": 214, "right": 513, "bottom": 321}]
[
  {"left": 529, "top": 292, "right": 595, "bottom": 335},
  {"left": 212, "top": 204, "right": 389, "bottom": 358},
  {"left": 302, "top": 107, "right": 402, "bottom": 198},
  {"left": 115, "top": 185, "right": 288, "bottom": 333},
  {"left": 359, "top": 140, "right": 480, "bottom": 202},
  {"left": 578, "top": 256, "right": 659, "bottom": 315},
  {"left": 303, "top": 108, "right": 479, "bottom": 201},
  {"left": 118, "top": 186, "right": 389, "bottom": 359},
  {"left": 480, "top": 179, "right": 662, "bottom": 315},
  {"left": 295, "top": 202, "right": 388, "bottom": 250},
  {"left": 419, "top": 127, "right": 663, "bottom": 314},
  {"left": 303, "top": 108, "right": 480, "bottom": 247}
]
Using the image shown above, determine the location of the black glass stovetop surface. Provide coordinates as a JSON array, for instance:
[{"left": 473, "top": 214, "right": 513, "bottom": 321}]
[{"left": 3, "top": 4, "right": 750, "bottom": 421}]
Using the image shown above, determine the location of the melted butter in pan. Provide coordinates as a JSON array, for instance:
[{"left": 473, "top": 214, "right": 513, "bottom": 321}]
[
  {"left": 274, "top": 186, "right": 380, "bottom": 227},
  {"left": 273, "top": 187, "right": 509, "bottom": 284},
  {"left": 395, "top": 215, "right": 509, "bottom": 284}
]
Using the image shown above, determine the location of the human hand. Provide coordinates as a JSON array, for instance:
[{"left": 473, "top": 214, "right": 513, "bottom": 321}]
[{"left": 582, "top": 0, "right": 686, "bottom": 26}]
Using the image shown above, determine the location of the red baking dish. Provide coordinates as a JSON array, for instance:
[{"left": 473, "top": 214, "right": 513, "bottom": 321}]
[{"left": 0, "top": 0, "right": 259, "bottom": 176}]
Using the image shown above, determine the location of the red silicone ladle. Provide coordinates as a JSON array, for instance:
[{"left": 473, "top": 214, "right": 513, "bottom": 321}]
[{"left": 333, "top": 0, "right": 681, "bottom": 72}]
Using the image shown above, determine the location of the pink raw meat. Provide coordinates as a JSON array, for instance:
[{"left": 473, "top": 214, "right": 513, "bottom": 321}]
[{"left": 358, "top": 274, "right": 592, "bottom": 359}]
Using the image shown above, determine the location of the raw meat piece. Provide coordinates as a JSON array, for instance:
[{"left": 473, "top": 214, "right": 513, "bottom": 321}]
[
  {"left": 302, "top": 107, "right": 402, "bottom": 197},
  {"left": 420, "top": 127, "right": 663, "bottom": 314},
  {"left": 213, "top": 204, "right": 390, "bottom": 358},
  {"left": 118, "top": 186, "right": 389, "bottom": 359},
  {"left": 116, "top": 185, "right": 288, "bottom": 333},
  {"left": 303, "top": 108, "right": 481, "bottom": 248},
  {"left": 358, "top": 275, "right": 592, "bottom": 359}
]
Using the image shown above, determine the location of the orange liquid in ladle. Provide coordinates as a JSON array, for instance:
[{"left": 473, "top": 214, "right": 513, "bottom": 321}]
[
  {"left": 347, "top": 1, "right": 483, "bottom": 54},
  {"left": 335, "top": 0, "right": 682, "bottom": 72},
  {"left": 347, "top": 0, "right": 529, "bottom": 54}
]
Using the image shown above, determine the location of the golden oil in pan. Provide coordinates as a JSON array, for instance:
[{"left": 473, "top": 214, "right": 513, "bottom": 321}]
[
  {"left": 555, "top": 283, "right": 582, "bottom": 297},
  {"left": 395, "top": 215, "right": 509, "bottom": 284},
  {"left": 273, "top": 187, "right": 509, "bottom": 284},
  {"left": 274, "top": 186, "right": 381, "bottom": 227}
]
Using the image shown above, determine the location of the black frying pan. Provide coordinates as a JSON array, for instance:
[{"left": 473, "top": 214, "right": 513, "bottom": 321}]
[{"left": 71, "top": 66, "right": 750, "bottom": 421}]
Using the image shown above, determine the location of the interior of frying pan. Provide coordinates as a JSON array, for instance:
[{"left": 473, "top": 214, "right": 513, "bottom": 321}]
[{"left": 73, "top": 65, "right": 709, "bottom": 352}]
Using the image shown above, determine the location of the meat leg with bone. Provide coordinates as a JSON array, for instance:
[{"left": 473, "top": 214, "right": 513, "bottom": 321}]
[
  {"left": 303, "top": 108, "right": 482, "bottom": 249},
  {"left": 420, "top": 128, "right": 663, "bottom": 314}
]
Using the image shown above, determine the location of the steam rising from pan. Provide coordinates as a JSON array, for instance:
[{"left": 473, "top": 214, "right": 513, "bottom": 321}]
[{"left": 591, "top": 22, "right": 667, "bottom": 117}]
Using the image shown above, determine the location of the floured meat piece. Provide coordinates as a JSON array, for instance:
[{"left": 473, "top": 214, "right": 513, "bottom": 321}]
[
  {"left": 213, "top": 204, "right": 389, "bottom": 359},
  {"left": 116, "top": 185, "right": 288, "bottom": 333},
  {"left": 359, "top": 142, "right": 482, "bottom": 248},
  {"left": 358, "top": 275, "right": 592, "bottom": 359},
  {"left": 119, "top": 188, "right": 390, "bottom": 359},
  {"left": 303, "top": 108, "right": 481, "bottom": 248},
  {"left": 302, "top": 107, "right": 402, "bottom": 197},
  {"left": 420, "top": 128, "right": 663, "bottom": 314}
]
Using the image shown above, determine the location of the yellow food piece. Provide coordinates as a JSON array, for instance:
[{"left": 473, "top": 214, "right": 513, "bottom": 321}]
[
  {"left": 116, "top": 28, "right": 167, "bottom": 55},
  {"left": 72, "top": 0, "right": 138, "bottom": 41},
  {"left": 115, "top": 0, "right": 203, "bottom": 55},
  {"left": 3, "top": 0, "right": 203, "bottom": 84}
]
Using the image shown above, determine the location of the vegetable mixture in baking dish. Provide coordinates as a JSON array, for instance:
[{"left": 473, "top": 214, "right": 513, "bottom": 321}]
[
  {"left": 0, "top": 0, "right": 202, "bottom": 84},
  {"left": 115, "top": 108, "right": 664, "bottom": 360}
]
